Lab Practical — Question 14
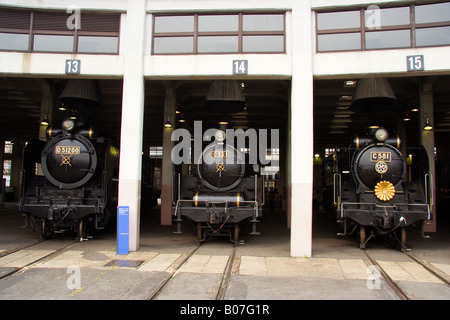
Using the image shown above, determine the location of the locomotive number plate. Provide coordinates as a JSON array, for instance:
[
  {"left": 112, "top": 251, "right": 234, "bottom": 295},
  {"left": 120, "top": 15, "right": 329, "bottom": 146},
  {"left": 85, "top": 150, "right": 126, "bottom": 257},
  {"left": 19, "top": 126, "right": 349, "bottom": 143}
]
[
  {"left": 370, "top": 151, "right": 391, "bottom": 162},
  {"left": 55, "top": 146, "right": 81, "bottom": 155},
  {"left": 211, "top": 151, "right": 229, "bottom": 158}
]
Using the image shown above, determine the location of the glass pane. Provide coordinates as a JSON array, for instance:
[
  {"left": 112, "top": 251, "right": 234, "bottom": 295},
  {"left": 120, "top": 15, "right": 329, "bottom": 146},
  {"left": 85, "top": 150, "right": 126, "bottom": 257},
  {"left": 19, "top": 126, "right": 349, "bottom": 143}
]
[
  {"left": 153, "top": 37, "right": 193, "bottom": 54},
  {"left": 78, "top": 36, "right": 118, "bottom": 53},
  {"left": 366, "top": 30, "right": 411, "bottom": 49},
  {"left": 415, "top": 3, "right": 450, "bottom": 24},
  {"left": 33, "top": 35, "right": 74, "bottom": 52},
  {"left": 416, "top": 26, "right": 450, "bottom": 47},
  {"left": 317, "top": 11, "right": 360, "bottom": 30},
  {"left": 198, "top": 36, "right": 238, "bottom": 53},
  {"left": 3, "top": 160, "right": 12, "bottom": 174},
  {"left": 0, "top": 33, "right": 29, "bottom": 50},
  {"left": 154, "top": 16, "right": 194, "bottom": 33},
  {"left": 317, "top": 33, "right": 361, "bottom": 51},
  {"left": 243, "top": 35, "right": 284, "bottom": 52},
  {"left": 198, "top": 15, "right": 239, "bottom": 32},
  {"left": 365, "top": 7, "right": 410, "bottom": 28},
  {"left": 243, "top": 14, "right": 284, "bottom": 31}
]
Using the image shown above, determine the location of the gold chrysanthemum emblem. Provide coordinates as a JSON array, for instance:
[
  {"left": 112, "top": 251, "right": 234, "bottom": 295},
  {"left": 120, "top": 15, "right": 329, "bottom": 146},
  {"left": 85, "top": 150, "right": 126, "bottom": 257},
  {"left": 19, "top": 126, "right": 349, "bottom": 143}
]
[{"left": 374, "top": 180, "right": 395, "bottom": 201}]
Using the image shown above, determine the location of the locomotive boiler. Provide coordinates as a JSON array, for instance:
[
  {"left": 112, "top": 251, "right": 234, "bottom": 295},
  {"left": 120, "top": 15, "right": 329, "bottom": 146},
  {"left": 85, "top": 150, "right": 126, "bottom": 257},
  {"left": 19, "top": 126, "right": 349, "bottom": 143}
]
[
  {"left": 18, "top": 118, "right": 120, "bottom": 239},
  {"left": 173, "top": 126, "right": 264, "bottom": 243},
  {"left": 324, "top": 127, "right": 432, "bottom": 250}
]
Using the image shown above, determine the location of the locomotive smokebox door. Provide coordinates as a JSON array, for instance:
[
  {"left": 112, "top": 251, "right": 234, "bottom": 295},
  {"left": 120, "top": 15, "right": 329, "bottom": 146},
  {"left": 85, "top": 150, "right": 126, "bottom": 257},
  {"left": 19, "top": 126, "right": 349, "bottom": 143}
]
[
  {"left": 41, "top": 135, "right": 97, "bottom": 189},
  {"left": 198, "top": 143, "right": 245, "bottom": 192}
]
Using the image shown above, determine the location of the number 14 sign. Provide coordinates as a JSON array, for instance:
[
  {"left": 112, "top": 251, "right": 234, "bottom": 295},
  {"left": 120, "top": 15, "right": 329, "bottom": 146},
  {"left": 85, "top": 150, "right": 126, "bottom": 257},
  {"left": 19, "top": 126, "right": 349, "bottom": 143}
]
[{"left": 233, "top": 60, "right": 248, "bottom": 75}]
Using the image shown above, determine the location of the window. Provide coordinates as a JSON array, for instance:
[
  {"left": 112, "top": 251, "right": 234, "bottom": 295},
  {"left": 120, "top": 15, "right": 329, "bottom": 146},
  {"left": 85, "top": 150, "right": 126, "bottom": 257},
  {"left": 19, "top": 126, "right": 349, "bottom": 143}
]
[
  {"left": 415, "top": 2, "right": 450, "bottom": 47},
  {"left": 4, "top": 141, "right": 13, "bottom": 154},
  {"left": 33, "top": 35, "right": 74, "bottom": 52},
  {"left": 0, "top": 8, "right": 120, "bottom": 54},
  {"left": 0, "top": 33, "right": 29, "bottom": 51},
  {"left": 316, "top": 3, "right": 450, "bottom": 52},
  {"left": 152, "top": 13, "right": 285, "bottom": 54},
  {"left": 3, "top": 160, "right": 12, "bottom": 187},
  {"left": 415, "top": 2, "right": 450, "bottom": 24},
  {"left": 77, "top": 36, "right": 119, "bottom": 54},
  {"left": 149, "top": 146, "right": 163, "bottom": 158}
]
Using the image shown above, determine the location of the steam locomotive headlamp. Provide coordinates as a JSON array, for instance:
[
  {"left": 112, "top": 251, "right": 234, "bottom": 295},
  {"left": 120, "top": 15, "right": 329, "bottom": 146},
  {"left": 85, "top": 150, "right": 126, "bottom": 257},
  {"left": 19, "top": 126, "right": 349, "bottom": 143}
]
[
  {"left": 374, "top": 180, "right": 395, "bottom": 201},
  {"left": 375, "top": 128, "right": 388, "bottom": 142},
  {"left": 215, "top": 130, "right": 226, "bottom": 142},
  {"left": 62, "top": 119, "right": 75, "bottom": 132}
]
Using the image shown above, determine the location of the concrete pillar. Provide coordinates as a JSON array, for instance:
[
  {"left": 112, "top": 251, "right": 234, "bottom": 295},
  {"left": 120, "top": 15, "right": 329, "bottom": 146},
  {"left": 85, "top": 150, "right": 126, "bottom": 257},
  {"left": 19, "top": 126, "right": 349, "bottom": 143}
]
[
  {"left": 0, "top": 139, "right": 4, "bottom": 205},
  {"left": 161, "top": 82, "right": 176, "bottom": 225},
  {"left": 117, "top": 0, "right": 146, "bottom": 251},
  {"left": 38, "top": 79, "right": 53, "bottom": 141},
  {"left": 419, "top": 79, "right": 437, "bottom": 232},
  {"left": 290, "top": 1, "right": 313, "bottom": 257}
]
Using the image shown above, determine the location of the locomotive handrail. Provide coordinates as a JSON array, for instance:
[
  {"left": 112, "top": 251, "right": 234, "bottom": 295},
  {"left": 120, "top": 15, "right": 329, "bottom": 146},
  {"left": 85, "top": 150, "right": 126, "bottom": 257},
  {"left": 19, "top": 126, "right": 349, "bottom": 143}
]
[
  {"left": 175, "top": 199, "right": 258, "bottom": 206},
  {"left": 424, "top": 173, "right": 433, "bottom": 208},
  {"left": 173, "top": 199, "right": 259, "bottom": 216},
  {"left": 333, "top": 173, "right": 341, "bottom": 209}
]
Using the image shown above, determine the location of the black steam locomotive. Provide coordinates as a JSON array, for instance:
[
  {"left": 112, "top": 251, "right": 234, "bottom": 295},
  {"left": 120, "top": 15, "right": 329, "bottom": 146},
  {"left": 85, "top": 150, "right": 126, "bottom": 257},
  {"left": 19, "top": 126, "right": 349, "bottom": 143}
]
[
  {"left": 323, "top": 127, "right": 432, "bottom": 250},
  {"left": 18, "top": 118, "right": 120, "bottom": 239},
  {"left": 173, "top": 127, "right": 264, "bottom": 243}
]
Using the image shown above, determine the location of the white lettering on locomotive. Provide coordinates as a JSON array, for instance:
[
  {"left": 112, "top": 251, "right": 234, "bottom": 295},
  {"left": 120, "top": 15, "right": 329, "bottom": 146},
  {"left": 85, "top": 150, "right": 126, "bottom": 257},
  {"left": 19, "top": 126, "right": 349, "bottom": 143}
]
[{"left": 56, "top": 146, "right": 81, "bottom": 155}]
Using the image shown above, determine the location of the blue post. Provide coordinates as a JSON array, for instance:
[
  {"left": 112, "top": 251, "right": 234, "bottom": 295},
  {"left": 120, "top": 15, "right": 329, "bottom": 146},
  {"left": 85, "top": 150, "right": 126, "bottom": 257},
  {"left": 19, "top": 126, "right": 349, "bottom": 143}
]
[{"left": 117, "top": 206, "right": 129, "bottom": 255}]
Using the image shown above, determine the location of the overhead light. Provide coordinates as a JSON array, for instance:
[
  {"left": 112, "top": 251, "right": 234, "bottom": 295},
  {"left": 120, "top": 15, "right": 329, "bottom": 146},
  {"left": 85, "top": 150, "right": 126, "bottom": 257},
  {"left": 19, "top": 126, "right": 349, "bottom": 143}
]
[
  {"left": 423, "top": 118, "right": 433, "bottom": 131},
  {"left": 334, "top": 114, "right": 351, "bottom": 118},
  {"left": 411, "top": 107, "right": 419, "bottom": 112},
  {"left": 41, "top": 113, "right": 49, "bottom": 126},
  {"left": 403, "top": 113, "right": 411, "bottom": 121},
  {"left": 343, "top": 80, "right": 357, "bottom": 87},
  {"left": 164, "top": 116, "right": 172, "bottom": 128}
]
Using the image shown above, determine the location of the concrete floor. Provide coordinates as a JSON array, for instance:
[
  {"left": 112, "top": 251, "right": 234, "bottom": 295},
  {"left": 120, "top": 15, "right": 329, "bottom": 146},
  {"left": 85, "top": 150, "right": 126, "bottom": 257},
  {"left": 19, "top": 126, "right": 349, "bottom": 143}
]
[{"left": 0, "top": 202, "right": 449, "bottom": 302}]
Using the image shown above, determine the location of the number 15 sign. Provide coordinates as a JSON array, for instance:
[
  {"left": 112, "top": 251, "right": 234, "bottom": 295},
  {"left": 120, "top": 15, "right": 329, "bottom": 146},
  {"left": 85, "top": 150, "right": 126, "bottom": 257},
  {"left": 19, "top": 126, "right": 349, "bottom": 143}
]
[{"left": 407, "top": 55, "right": 424, "bottom": 71}]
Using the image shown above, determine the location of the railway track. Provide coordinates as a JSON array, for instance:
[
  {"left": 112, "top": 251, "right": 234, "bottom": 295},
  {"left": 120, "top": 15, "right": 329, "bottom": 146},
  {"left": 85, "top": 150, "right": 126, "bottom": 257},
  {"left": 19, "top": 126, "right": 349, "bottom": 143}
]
[
  {"left": 147, "top": 243, "right": 237, "bottom": 300},
  {"left": 363, "top": 247, "right": 450, "bottom": 300},
  {"left": 0, "top": 238, "right": 79, "bottom": 281},
  {"left": 1, "top": 230, "right": 448, "bottom": 301}
]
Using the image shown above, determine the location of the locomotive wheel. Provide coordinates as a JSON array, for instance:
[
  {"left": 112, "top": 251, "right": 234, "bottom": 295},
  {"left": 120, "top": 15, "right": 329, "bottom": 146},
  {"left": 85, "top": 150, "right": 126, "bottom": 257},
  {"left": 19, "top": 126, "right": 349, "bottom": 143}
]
[
  {"left": 196, "top": 223, "right": 204, "bottom": 242},
  {"left": 41, "top": 219, "right": 54, "bottom": 239},
  {"left": 400, "top": 227, "right": 407, "bottom": 249},
  {"left": 77, "top": 219, "right": 90, "bottom": 240},
  {"left": 359, "top": 226, "right": 366, "bottom": 249},
  {"left": 234, "top": 224, "right": 240, "bottom": 243}
]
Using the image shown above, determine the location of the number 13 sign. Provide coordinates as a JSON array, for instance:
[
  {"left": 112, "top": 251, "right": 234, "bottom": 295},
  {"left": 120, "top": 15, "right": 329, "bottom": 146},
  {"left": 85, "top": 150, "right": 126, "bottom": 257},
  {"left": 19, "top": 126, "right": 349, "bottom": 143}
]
[{"left": 65, "top": 59, "right": 81, "bottom": 75}]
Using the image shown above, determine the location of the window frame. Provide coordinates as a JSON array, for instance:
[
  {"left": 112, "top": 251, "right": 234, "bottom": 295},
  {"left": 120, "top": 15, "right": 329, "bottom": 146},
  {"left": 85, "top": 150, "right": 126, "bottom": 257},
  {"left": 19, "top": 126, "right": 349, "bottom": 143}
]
[
  {"left": 315, "top": 3, "right": 450, "bottom": 53},
  {"left": 0, "top": 9, "right": 121, "bottom": 54},
  {"left": 152, "top": 12, "right": 286, "bottom": 55}
]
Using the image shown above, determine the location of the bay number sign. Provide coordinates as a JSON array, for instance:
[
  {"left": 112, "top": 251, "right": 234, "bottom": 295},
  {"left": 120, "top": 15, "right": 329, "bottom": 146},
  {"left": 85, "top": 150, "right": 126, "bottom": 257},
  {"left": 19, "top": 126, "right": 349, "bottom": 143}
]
[
  {"left": 65, "top": 59, "right": 81, "bottom": 75},
  {"left": 233, "top": 60, "right": 248, "bottom": 75},
  {"left": 406, "top": 55, "right": 424, "bottom": 72}
]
